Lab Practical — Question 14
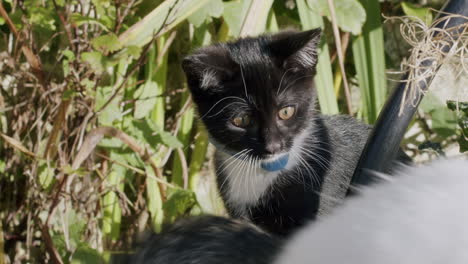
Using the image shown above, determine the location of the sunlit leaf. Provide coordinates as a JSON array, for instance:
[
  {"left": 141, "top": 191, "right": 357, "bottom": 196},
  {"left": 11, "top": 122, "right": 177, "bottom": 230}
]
[
  {"left": 145, "top": 118, "right": 183, "bottom": 149},
  {"left": 38, "top": 160, "right": 55, "bottom": 191},
  {"left": 70, "top": 13, "right": 111, "bottom": 31},
  {"left": 134, "top": 81, "right": 158, "bottom": 119},
  {"left": 95, "top": 86, "right": 122, "bottom": 125},
  {"left": 91, "top": 33, "right": 122, "bottom": 53},
  {"left": 402, "top": 2, "right": 433, "bottom": 25},
  {"left": 307, "top": 0, "right": 366, "bottom": 35},
  {"left": 188, "top": 0, "right": 224, "bottom": 27},
  {"left": 163, "top": 188, "right": 197, "bottom": 223},
  {"left": 81, "top": 51, "right": 105, "bottom": 73},
  {"left": 71, "top": 245, "right": 104, "bottom": 264},
  {"left": 119, "top": 0, "right": 211, "bottom": 47}
]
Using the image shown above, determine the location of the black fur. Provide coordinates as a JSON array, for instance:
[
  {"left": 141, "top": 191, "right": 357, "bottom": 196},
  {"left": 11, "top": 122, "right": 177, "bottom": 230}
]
[{"left": 129, "top": 216, "right": 281, "bottom": 264}]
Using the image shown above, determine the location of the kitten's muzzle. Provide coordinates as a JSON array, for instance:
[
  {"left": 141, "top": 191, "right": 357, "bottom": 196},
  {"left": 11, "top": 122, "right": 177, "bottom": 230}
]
[{"left": 264, "top": 141, "right": 283, "bottom": 155}]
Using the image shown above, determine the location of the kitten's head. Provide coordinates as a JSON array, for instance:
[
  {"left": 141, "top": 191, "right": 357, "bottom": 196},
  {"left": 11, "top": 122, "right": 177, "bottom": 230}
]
[{"left": 182, "top": 29, "right": 321, "bottom": 162}]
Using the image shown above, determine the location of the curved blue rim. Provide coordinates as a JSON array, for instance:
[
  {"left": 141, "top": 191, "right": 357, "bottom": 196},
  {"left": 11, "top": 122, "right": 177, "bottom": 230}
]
[{"left": 261, "top": 154, "right": 289, "bottom": 172}]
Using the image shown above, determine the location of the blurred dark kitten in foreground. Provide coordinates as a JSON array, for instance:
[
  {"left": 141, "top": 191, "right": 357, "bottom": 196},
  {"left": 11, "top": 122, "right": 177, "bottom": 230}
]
[
  {"left": 127, "top": 159, "right": 468, "bottom": 264},
  {"left": 129, "top": 215, "right": 281, "bottom": 264},
  {"left": 183, "top": 28, "right": 372, "bottom": 236}
]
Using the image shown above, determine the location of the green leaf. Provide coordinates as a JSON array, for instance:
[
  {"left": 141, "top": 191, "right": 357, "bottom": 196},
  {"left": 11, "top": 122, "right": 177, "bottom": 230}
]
[
  {"left": 307, "top": 0, "right": 366, "bottom": 35},
  {"left": 81, "top": 51, "right": 105, "bottom": 73},
  {"left": 91, "top": 33, "right": 122, "bottom": 53},
  {"left": 125, "top": 46, "right": 142, "bottom": 58},
  {"left": 223, "top": 0, "right": 251, "bottom": 36},
  {"left": 188, "top": 0, "right": 224, "bottom": 27},
  {"left": 296, "top": 0, "right": 339, "bottom": 114},
  {"left": 29, "top": 6, "right": 56, "bottom": 31},
  {"left": 102, "top": 168, "right": 125, "bottom": 242},
  {"left": 447, "top": 100, "right": 468, "bottom": 153},
  {"left": 119, "top": 0, "right": 211, "bottom": 47},
  {"left": 163, "top": 188, "right": 197, "bottom": 223},
  {"left": 145, "top": 165, "right": 164, "bottom": 232},
  {"left": 63, "top": 49, "right": 75, "bottom": 60},
  {"left": 134, "top": 81, "right": 159, "bottom": 119},
  {"left": 62, "top": 90, "right": 77, "bottom": 100},
  {"left": 0, "top": 160, "right": 5, "bottom": 173},
  {"left": 146, "top": 118, "right": 183, "bottom": 149},
  {"left": 459, "top": 136, "right": 468, "bottom": 153},
  {"left": 421, "top": 94, "right": 458, "bottom": 137},
  {"left": 223, "top": 0, "right": 274, "bottom": 37},
  {"left": 95, "top": 86, "right": 122, "bottom": 125},
  {"left": 351, "top": 0, "right": 386, "bottom": 123},
  {"left": 401, "top": 2, "right": 433, "bottom": 25},
  {"left": 71, "top": 245, "right": 104, "bottom": 264},
  {"left": 431, "top": 108, "right": 458, "bottom": 137},
  {"left": 55, "top": 0, "right": 65, "bottom": 6},
  {"left": 70, "top": 13, "right": 111, "bottom": 31},
  {"left": 0, "top": 17, "right": 5, "bottom": 26},
  {"left": 38, "top": 160, "right": 55, "bottom": 190},
  {"left": 447, "top": 100, "right": 468, "bottom": 115}
]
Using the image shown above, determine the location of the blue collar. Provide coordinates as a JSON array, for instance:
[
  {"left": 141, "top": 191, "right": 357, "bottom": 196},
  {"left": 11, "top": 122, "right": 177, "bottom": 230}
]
[{"left": 261, "top": 154, "right": 289, "bottom": 172}]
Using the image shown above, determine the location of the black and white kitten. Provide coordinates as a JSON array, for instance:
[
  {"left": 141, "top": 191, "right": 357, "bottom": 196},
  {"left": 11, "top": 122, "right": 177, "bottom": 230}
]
[{"left": 182, "top": 28, "right": 398, "bottom": 236}]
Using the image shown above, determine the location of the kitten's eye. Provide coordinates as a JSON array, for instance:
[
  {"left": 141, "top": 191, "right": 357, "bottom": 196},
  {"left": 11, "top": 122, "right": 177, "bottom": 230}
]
[
  {"left": 278, "top": 106, "right": 295, "bottom": 120},
  {"left": 232, "top": 114, "right": 251, "bottom": 128}
]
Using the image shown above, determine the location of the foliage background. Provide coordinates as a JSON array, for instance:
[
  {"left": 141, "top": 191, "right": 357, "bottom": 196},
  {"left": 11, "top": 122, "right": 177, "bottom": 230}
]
[{"left": 0, "top": 0, "right": 465, "bottom": 263}]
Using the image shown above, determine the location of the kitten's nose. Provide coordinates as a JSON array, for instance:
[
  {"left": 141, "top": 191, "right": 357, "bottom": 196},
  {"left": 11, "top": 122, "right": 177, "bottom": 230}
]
[{"left": 265, "top": 141, "right": 282, "bottom": 155}]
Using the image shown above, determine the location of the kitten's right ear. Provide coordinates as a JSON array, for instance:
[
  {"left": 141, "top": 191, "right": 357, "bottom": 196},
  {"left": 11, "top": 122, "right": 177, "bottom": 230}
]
[
  {"left": 182, "top": 45, "right": 236, "bottom": 93},
  {"left": 268, "top": 28, "right": 322, "bottom": 71}
]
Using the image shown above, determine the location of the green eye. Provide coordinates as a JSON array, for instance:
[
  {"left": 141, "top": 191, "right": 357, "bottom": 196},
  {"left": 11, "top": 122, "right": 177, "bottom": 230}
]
[
  {"left": 232, "top": 114, "right": 251, "bottom": 128},
  {"left": 278, "top": 106, "right": 295, "bottom": 120}
]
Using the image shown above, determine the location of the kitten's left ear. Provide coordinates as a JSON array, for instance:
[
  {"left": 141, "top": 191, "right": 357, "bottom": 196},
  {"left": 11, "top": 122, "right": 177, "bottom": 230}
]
[
  {"left": 182, "top": 45, "right": 236, "bottom": 94},
  {"left": 268, "top": 28, "right": 322, "bottom": 71}
]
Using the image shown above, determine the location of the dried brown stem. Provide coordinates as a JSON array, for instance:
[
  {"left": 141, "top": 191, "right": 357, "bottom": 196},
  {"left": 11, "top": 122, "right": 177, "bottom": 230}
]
[
  {"left": 326, "top": 0, "right": 353, "bottom": 114},
  {"left": 0, "top": 2, "right": 47, "bottom": 89}
]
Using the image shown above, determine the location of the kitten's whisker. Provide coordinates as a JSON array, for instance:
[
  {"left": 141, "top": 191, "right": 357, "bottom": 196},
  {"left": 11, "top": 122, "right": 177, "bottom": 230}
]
[
  {"left": 296, "top": 152, "right": 320, "bottom": 186},
  {"left": 230, "top": 151, "right": 253, "bottom": 211},
  {"left": 220, "top": 150, "right": 252, "bottom": 194},
  {"left": 207, "top": 102, "right": 248, "bottom": 118},
  {"left": 216, "top": 149, "right": 249, "bottom": 172},
  {"left": 200, "top": 96, "right": 247, "bottom": 120},
  {"left": 217, "top": 150, "right": 250, "bottom": 185},
  {"left": 239, "top": 65, "right": 250, "bottom": 103},
  {"left": 291, "top": 152, "right": 307, "bottom": 187},
  {"left": 276, "top": 68, "right": 295, "bottom": 96},
  {"left": 299, "top": 146, "right": 331, "bottom": 169},
  {"left": 279, "top": 74, "right": 315, "bottom": 97}
]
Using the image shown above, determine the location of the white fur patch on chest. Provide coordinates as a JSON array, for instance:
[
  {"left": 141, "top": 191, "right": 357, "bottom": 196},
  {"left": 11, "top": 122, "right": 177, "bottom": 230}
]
[
  {"left": 216, "top": 152, "right": 281, "bottom": 216},
  {"left": 214, "top": 126, "right": 312, "bottom": 216}
]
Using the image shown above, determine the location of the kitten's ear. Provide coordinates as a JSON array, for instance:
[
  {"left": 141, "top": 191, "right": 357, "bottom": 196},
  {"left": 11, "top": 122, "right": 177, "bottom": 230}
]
[
  {"left": 268, "top": 28, "right": 322, "bottom": 71},
  {"left": 182, "top": 45, "right": 236, "bottom": 93}
]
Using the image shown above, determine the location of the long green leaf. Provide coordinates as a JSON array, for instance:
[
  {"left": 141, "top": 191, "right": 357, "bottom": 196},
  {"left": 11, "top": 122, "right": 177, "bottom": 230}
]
[
  {"left": 118, "top": 0, "right": 212, "bottom": 47},
  {"left": 171, "top": 91, "right": 194, "bottom": 187},
  {"left": 172, "top": 25, "right": 212, "bottom": 187},
  {"left": 223, "top": 0, "right": 274, "bottom": 37},
  {"left": 188, "top": 125, "right": 209, "bottom": 191},
  {"left": 352, "top": 0, "right": 387, "bottom": 124},
  {"left": 296, "top": 0, "right": 339, "bottom": 114},
  {"left": 239, "top": 0, "right": 274, "bottom": 36},
  {"left": 145, "top": 165, "right": 164, "bottom": 232},
  {"left": 102, "top": 167, "right": 124, "bottom": 242}
]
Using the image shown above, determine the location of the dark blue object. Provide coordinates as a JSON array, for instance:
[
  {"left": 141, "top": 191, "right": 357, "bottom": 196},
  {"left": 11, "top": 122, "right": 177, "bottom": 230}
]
[
  {"left": 261, "top": 154, "right": 289, "bottom": 171},
  {"left": 348, "top": 0, "right": 468, "bottom": 195}
]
